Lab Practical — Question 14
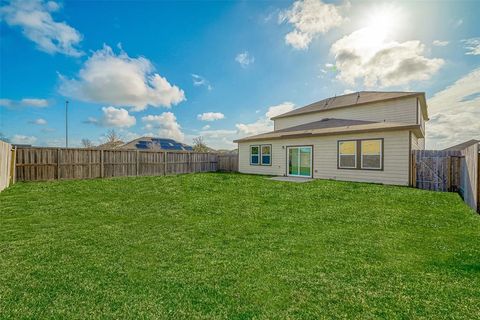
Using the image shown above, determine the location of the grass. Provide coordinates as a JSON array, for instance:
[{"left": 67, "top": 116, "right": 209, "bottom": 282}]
[{"left": 1, "top": 173, "right": 479, "bottom": 319}]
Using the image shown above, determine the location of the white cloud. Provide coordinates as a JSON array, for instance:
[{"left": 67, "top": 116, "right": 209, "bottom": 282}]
[
  {"left": 30, "top": 118, "right": 47, "bottom": 125},
  {"left": 197, "top": 112, "right": 225, "bottom": 121},
  {"left": 21, "top": 98, "right": 49, "bottom": 107},
  {"left": 235, "top": 51, "right": 254, "bottom": 68},
  {"left": 0, "top": 0, "right": 83, "bottom": 57},
  {"left": 462, "top": 38, "right": 480, "bottom": 55},
  {"left": 196, "top": 129, "right": 237, "bottom": 150},
  {"left": 279, "top": 0, "right": 346, "bottom": 49},
  {"left": 191, "top": 74, "right": 212, "bottom": 90},
  {"left": 59, "top": 45, "right": 185, "bottom": 111},
  {"left": 141, "top": 112, "right": 184, "bottom": 141},
  {"left": 202, "top": 125, "right": 211, "bottom": 130},
  {"left": 265, "top": 102, "right": 295, "bottom": 119},
  {"left": 188, "top": 102, "right": 296, "bottom": 150},
  {"left": 96, "top": 106, "right": 136, "bottom": 128},
  {"left": 11, "top": 134, "right": 37, "bottom": 145},
  {"left": 331, "top": 27, "right": 444, "bottom": 87},
  {"left": 0, "top": 98, "right": 49, "bottom": 108},
  {"left": 426, "top": 68, "right": 480, "bottom": 149},
  {"left": 432, "top": 40, "right": 449, "bottom": 47},
  {"left": 236, "top": 102, "right": 295, "bottom": 136},
  {"left": 454, "top": 19, "right": 463, "bottom": 28}
]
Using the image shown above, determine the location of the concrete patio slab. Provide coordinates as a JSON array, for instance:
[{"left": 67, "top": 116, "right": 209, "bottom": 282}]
[{"left": 269, "top": 176, "right": 313, "bottom": 183}]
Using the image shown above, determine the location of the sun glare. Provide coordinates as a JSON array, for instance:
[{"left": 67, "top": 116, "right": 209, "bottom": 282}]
[{"left": 353, "top": 4, "right": 405, "bottom": 57}]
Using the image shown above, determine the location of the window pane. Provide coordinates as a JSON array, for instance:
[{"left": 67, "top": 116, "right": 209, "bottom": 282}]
[
  {"left": 251, "top": 155, "right": 259, "bottom": 164},
  {"left": 251, "top": 146, "right": 259, "bottom": 155},
  {"left": 362, "top": 155, "right": 381, "bottom": 169},
  {"left": 340, "top": 155, "right": 356, "bottom": 168},
  {"left": 361, "top": 140, "right": 381, "bottom": 155},
  {"left": 262, "top": 155, "right": 271, "bottom": 165},
  {"left": 261, "top": 145, "right": 271, "bottom": 155},
  {"left": 339, "top": 141, "right": 355, "bottom": 155}
]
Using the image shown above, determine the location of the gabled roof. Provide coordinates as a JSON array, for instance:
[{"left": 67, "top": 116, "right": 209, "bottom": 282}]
[
  {"left": 443, "top": 139, "right": 479, "bottom": 151},
  {"left": 234, "top": 118, "right": 421, "bottom": 143},
  {"left": 96, "top": 140, "right": 125, "bottom": 149},
  {"left": 275, "top": 118, "right": 376, "bottom": 133},
  {"left": 271, "top": 91, "right": 427, "bottom": 120}
]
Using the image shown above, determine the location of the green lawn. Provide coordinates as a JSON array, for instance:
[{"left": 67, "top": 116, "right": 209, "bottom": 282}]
[{"left": 1, "top": 173, "right": 479, "bottom": 319}]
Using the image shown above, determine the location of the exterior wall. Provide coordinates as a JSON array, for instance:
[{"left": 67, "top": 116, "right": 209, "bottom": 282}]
[
  {"left": 238, "top": 130, "right": 411, "bottom": 185},
  {"left": 411, "top": 132, "right": 425, "bottom": 150},
  {"left": 274, "top": 97, "right": 418, "bottom": 131},
  {"left": 417, "top": 98, "right": 426, "bottom": 135}
]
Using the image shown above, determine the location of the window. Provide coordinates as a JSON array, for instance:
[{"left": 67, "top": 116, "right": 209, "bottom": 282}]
[
  {"left": 250, "top": 146, "right": 259, "bottom": 165},
  {"left": 338, "top": 141, "right": 356, "bottom": 168},
  {"left": 261, "top": 145, "right": 271, "bottom": 165},
  {"left": 250, "top": 144, "right": 271, "bottom": 166},
  {"left": 338, "top": 139, "right": 383, "bottom": 170},
  {"left": 361, "top": 140, "right": 382, "bottom": 169}
]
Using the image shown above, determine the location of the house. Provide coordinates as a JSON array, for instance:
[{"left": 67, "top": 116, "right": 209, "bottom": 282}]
[
  {"left": 96, "top": 140, "right": 125, "bottom": 149},
  {"left": 120, "top": 137, "right": 193, "bottom": 151},
  {"left": 234, "top": 91, "right": 428, "bottom": 186}
]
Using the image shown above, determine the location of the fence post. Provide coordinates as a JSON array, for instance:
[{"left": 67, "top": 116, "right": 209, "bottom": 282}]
[
  {"left": 100, "top": 149, "right": 104, "bottom": 178},
  {"left": 56, "top": 148, "right": 60, "bottom": 180},
  {"left": 136, "top": 150, "right": 139, "bottom": 176},
  {"left": 9, "top": 146, "right": 16, "bottom": 185},
  {"left": 164, "top": 151, "right": 167, "bottom": 176}
]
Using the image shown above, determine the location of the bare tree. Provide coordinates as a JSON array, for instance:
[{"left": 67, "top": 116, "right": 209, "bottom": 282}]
[
  {"left": 193, "top": 136, "right": 210, "bottom": 152},
  {"left": 81, "top": 139, "right": 94, "bottom": 148},
  {"left": 105, "top": 129, "right": 121, "bottom": 143}
]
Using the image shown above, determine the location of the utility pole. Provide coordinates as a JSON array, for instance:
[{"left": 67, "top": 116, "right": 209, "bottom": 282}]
[{"left": 65, "top": 100, "right": 69, "bottom": 148}]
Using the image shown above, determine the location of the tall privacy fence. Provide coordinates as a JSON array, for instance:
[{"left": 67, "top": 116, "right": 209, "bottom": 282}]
[
  {"left": 0, "top": 141, "right": 15, "bottom": 192},
  {"left": 11, "top": 147, "right": 238, "bottom": 182},
  {"left": 412, "top": 145, "right": 479, "bottom": 212}
]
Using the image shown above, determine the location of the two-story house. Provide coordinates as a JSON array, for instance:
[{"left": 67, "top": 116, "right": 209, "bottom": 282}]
[{"left": 234, "top": 91, "right": 428, "bottom": 186}]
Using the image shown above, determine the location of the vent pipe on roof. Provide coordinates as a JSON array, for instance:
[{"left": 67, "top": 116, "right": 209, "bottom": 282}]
[{"left": 356, "top": 92, "right": 360, "bottom": 103}]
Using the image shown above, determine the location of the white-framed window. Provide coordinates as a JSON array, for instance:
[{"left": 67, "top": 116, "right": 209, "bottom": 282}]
[
  {"left": 261, "top": 145, "right": 271, "bottom": 165},
  {"left": 250, "top": 145, "right": 260, "bottom": 165},
  {"left": 338, "top": 140, "right": 357, "bottom": 169},
  {"left": 361, "top": 139, "right": 382, "bottom": 170}
]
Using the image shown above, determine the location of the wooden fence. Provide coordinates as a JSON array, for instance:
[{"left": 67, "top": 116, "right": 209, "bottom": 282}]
[
  {"left": 413, "top": 148, "right": 479, "bottom": 212},
  {"left": 15, "top": 147, "right": 238, "bottom": 182},
  {"left": 217, "top": 154, "right": 238, "bottom": 172},
  {"left": 0, "top": 141, "right": 15, "bottom": 192}
]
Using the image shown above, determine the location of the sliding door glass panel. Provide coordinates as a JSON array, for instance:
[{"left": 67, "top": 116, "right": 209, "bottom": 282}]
[
  {"left": 299, "top": 147, "right": 311, "bottom": 176},
  {"left": 289, "top": 148, "right": 299, "bottom": 176}
]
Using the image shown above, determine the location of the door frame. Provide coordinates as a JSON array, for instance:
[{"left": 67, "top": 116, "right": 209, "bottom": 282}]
[{"left": 286, "top": 145, "right": 313, "bottom": 178}]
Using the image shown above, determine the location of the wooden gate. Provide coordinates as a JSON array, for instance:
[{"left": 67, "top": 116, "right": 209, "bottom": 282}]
[{"left": 413, "top": 150, "right": 461, "bottom": 191}]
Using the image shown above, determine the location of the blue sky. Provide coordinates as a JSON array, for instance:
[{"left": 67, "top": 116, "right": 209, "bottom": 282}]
[{"left": 0, "top": 0, "right": 479, "bottom": 149}]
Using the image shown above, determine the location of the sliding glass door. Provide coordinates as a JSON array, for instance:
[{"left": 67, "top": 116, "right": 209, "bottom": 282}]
[{"left": 287, "top": 146, "right": 312, "bottom": 177}]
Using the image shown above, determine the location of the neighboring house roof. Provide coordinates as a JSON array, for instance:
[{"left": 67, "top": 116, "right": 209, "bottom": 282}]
[
  {"left": 121, "top": 137, "right": 193, "bottom": 151},
  {"left": 234, "top": 118, "right": 421, "bottom": 143},
  {"left": 96, "top": 140, "right": 125, "bottom": 149},
  {"left": 271, "top": 91, "right": 428, "bottom": 120},
  {"left": 443, "top": 139, "right": 480, "bottom": 151}
]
